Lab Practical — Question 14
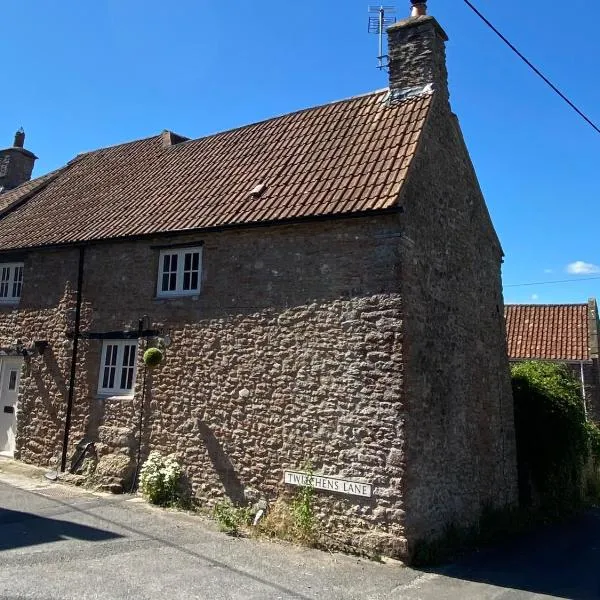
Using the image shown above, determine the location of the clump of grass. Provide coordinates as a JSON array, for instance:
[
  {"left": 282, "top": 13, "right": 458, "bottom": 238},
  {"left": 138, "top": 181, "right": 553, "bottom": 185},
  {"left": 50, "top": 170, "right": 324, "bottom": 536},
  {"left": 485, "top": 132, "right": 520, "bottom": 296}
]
[
  {"left": 257, "top": 473, "right": 318, "bottom": 546},
  {"left": 256, "top": 498, "right": 298, "bottom": 540}
]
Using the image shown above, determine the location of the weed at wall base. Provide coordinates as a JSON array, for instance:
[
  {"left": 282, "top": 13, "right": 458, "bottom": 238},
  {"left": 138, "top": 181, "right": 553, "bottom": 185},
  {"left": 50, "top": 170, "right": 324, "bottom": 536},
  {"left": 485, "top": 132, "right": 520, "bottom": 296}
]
[
  {"left": 255, "top": 468, "right": 318, "bottom": 547},
  {"left": 213, "top": 500, "right": 252, "bottom": 536},
  {"left": 291, "top": 469, "right": 316, "bottom": 543}
]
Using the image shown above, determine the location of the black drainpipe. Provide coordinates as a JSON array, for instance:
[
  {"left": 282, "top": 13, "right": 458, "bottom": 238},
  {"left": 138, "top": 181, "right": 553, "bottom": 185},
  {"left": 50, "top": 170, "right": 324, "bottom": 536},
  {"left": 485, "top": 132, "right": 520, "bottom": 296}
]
[{"left": 60, "top": 246, "right": 85, "bottom": 472}]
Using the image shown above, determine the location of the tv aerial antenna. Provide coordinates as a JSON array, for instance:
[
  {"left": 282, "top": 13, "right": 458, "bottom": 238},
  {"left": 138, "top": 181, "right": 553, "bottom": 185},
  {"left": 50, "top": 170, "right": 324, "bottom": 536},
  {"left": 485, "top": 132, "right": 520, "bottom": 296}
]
[{"left": 368, "top": 5, "right": 396, "bottom": 70}]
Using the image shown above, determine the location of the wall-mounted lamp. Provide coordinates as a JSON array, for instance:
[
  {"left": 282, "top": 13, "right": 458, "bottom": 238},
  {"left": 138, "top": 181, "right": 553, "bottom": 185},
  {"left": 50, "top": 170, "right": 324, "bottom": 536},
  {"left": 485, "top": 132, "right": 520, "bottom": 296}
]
[{"left": 13, "top": 341, "right": 27, "bottom": 357}]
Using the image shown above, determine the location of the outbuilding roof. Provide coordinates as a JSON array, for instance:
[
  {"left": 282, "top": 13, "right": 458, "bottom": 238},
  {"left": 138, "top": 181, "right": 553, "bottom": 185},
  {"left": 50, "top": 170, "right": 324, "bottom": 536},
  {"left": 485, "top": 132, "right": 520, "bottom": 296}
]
[
  {"left": 0, "top": 90, "right": 432, "bottom": 251},
  {"left": 504, "top": 303, "right": 590, "bottom": 362}
]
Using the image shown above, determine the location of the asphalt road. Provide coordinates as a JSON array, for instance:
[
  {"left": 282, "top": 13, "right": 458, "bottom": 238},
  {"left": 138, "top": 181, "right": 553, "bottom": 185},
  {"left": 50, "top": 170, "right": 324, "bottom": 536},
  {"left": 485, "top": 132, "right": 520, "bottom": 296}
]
[{"left": 0, "top": 468, "right": 599, "bottom": 600}]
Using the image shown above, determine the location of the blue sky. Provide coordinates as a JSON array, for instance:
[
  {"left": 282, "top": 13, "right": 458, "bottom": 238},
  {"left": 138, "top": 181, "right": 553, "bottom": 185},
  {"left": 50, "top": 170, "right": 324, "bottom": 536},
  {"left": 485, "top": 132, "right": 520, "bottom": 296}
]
[{"left": 2, "top": 0, "right": 599, "bottom": 305}]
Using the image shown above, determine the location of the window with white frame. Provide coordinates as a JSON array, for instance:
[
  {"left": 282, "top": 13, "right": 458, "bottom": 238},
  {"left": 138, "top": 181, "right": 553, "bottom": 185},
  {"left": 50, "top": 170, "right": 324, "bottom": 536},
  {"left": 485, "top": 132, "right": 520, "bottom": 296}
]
[
  {"left": 98, "top": 340, "right": 138, "bottom": 396},
  {"left": 0, "top": 262, "right": 24, "bottom": 303},
  {"left": 157, "top": 246, "right": 202, "bottom": 297}
]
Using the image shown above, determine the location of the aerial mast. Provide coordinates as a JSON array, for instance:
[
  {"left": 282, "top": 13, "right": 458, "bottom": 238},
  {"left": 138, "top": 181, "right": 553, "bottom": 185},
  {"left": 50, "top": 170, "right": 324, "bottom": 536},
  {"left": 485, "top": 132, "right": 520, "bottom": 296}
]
[{"left": 368, "top": 5, "right": 397, "bottom": 70}]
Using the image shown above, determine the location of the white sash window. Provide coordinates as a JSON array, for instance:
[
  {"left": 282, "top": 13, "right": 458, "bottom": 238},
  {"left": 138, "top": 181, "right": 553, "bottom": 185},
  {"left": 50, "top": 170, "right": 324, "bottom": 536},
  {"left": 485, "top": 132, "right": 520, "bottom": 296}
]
[
  {"left": 157, "top": 247, "right": 202, "bottom": 297},
  {"left": 98, "top": 340, "right": 138, "bottom": 396},
  {"left": 0, "top": 263, "right": 24, "bottom": 304}
]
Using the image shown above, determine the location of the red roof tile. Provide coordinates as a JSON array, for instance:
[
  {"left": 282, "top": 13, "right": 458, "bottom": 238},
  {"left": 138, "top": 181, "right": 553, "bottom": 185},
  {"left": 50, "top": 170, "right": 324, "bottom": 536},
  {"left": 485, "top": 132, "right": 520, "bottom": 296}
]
[
  {"left": 504, "top": 304, "right": 590, "bottom": 361},
  {"left": 0, "top": 90, "right": 432, "bottom": 250}
]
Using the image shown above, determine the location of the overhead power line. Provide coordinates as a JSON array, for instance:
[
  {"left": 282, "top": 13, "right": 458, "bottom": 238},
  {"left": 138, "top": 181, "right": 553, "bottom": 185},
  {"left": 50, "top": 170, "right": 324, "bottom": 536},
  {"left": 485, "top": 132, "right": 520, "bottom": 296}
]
[
  {"left": 463, "top": 0, "right": 600, "bottom": 136},
  {"left": 505, "top": 276, "right": 600, "bottom": 288}
]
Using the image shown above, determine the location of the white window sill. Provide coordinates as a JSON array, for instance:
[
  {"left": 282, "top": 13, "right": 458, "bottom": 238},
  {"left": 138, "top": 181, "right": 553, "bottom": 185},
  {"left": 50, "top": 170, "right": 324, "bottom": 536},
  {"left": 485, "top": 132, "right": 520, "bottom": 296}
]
[
  {"left": 153, "top": 293, "right": 200, "bottom": 301},
  {"left": 0, "top": 300, "right": 20, "bottom": 307},
  {"left": 96, "top": 394, "right": 135, "bottom": 401}
]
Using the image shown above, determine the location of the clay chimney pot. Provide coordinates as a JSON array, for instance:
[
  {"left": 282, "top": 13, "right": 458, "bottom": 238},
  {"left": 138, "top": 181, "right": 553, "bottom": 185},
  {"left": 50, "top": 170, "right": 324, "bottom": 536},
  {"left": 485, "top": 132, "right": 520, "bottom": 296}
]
[
  {"left": 13, "top": 128, "right": 25, "bottom": 149},
  {"left": 410, "top": 1, "right": 427, "bottom": 17}
]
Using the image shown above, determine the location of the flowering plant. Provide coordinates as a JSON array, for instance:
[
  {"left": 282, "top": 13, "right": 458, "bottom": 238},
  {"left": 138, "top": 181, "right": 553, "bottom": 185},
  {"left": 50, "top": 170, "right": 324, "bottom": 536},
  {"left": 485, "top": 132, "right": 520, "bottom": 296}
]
[{"left": 139, "top": 451, "right": 182, "bottom": 506}]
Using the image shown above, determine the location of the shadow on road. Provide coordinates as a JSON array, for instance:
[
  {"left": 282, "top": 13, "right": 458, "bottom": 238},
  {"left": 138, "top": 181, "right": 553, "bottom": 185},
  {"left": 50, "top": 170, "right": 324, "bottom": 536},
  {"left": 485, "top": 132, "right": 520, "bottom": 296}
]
[
  {"left": 0, "top": 507, "right": 122, "bottom": 551},
  {"left": 429, "top": 508, "right": 600, "bottom": 600}
]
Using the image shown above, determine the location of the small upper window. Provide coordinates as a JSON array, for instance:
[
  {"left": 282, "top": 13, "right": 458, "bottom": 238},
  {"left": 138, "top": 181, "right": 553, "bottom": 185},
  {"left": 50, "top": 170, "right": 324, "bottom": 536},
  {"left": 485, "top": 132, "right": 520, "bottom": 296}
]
[
  {"left": 157, "top": 247, "right": 202, "bottom": 298},
  {"left": 0, "top": 263, "right": 24, "bottom": 304},
  {"left": 98, "top": 340, "right": 138, "bottom": 397}
]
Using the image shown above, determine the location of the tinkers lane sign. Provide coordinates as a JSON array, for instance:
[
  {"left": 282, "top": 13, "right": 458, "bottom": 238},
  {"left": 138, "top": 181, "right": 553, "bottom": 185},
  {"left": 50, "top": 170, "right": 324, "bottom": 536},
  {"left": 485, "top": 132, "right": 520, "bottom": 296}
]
[{"left": 284, "top": 470, "right": 372, "bottom": 498}]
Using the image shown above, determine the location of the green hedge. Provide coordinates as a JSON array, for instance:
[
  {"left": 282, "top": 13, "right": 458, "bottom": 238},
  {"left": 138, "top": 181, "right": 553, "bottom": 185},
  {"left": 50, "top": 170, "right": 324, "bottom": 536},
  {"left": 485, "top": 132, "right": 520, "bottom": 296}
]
[{"left": 511, "top": 361, "right": 598, "bottom": 512}]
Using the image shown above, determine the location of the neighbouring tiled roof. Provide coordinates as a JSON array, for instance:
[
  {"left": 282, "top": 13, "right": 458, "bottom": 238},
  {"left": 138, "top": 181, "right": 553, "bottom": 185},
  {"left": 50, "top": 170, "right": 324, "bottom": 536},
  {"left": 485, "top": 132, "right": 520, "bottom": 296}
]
[
  {"left": 0, "top": 170, "right": 62, "bottom": 215},
  {"left": 504, "top": 304, "right": 590, "bottom": 361},
  {"left": 0, "top": 90, "right": 432, "bottom": 251}
]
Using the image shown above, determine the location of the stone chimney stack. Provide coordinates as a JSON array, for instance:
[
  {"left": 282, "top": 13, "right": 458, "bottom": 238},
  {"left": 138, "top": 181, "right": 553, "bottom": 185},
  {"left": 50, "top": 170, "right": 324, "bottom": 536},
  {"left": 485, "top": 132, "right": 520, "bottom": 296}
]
[
  {"left": 387, "top": 1, "right": 450, "bottom": 102},
  {"left": 0, "top": 129, "right": 37, "bottom": 192}
]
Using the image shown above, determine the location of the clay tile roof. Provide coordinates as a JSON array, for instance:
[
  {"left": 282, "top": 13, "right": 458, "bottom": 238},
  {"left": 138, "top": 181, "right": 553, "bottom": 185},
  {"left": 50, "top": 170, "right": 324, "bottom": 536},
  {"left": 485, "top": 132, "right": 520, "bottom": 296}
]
[
  {"left": 504, "top": 304, "right": 590, "bottom": 362},
  {"left": 0, "top": 169, "right": 62, "bottom": 215},
  {"left": 0, "top": 90, "right": 432, "bottom": 250}
]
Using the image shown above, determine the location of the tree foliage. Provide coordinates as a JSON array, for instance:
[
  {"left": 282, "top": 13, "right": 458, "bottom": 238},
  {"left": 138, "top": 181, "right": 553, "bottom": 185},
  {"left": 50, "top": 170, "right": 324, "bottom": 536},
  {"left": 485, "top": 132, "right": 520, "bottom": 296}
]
[{"left": 511, "top": 361, "right": 590, "bottom": 511}]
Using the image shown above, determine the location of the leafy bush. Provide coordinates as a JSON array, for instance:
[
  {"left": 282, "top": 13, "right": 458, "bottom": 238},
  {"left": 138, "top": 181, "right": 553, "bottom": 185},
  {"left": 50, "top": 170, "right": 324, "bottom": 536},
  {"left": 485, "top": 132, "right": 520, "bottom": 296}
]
[
  {"left": 213, "top": 500, "right": 251, "bottom": 535},
  {"left": 585, "top": 421, "right": 600, "bottom": 500},
  {"left": 139, "top": 451, "right": 182, "bottom": 506},
  {"left": 511, "top": 361, "right": 589, "bottom": 511},
  {"left": 587, "top": 421, "right": 600, "bottom": 460}
]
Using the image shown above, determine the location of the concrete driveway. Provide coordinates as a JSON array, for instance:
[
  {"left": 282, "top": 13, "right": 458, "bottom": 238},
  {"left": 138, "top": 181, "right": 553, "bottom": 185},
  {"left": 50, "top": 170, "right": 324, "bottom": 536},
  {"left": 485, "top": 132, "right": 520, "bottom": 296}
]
[{"left": 1, "top": 460, "right": 599, "bottom": 599}]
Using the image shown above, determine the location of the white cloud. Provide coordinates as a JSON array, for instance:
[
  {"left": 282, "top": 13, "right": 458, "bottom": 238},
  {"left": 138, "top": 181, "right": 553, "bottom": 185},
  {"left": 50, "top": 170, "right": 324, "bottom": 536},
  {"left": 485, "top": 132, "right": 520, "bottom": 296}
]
[
  {"left": 543, "top": 268, "right": 553, "bottom": 274},
  {"left": 566, "top": 261, "right": 600, "bottom": 275},
  {"left": 531, "top": 293, "right": 539, "bottom": 300}
]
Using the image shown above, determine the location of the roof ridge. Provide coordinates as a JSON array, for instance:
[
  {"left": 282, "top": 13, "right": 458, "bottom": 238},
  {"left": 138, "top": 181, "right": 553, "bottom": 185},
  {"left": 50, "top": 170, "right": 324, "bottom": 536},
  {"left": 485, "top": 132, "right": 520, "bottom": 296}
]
[
  {"left": 164, "top": 88, "right": 393, "bottom": 152},
  {"left": 72, "top": 132, "right": 163, "bottom": 158},
  {"left": 61, "top": 90, "right": 392, "bottom": 158},
  {"left": 505, "top": 303, "right": 588, "bottom": 307}
]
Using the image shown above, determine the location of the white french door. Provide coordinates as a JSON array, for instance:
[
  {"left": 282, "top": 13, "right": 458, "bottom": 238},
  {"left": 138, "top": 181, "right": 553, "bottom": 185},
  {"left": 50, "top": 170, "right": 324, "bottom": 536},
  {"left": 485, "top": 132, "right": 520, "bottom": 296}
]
[{"left": 0, "top": 357, "right": 23, "bottom": 456}]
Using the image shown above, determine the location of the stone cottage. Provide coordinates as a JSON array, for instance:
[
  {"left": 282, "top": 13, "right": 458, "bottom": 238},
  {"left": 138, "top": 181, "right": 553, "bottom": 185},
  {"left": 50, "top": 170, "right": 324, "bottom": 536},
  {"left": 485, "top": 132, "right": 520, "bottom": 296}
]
[
  {"left": 0, "top": 1, "right": 517, "bottom": 559},
  {"left": 505, "top": 299, "right": 600, "bottom": 422}
]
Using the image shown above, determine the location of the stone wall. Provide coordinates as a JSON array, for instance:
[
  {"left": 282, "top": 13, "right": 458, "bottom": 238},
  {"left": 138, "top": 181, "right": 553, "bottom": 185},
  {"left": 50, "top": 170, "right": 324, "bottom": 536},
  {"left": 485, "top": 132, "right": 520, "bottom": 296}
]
[
  {"left": 0, "top": 247, "right": 83, "bottom": 467},
  {"left": 398, "top": 94, "right": 519, "bottom": 546},
  {"left": 5, "top": 215, "right": 409, "bottom": 556}
]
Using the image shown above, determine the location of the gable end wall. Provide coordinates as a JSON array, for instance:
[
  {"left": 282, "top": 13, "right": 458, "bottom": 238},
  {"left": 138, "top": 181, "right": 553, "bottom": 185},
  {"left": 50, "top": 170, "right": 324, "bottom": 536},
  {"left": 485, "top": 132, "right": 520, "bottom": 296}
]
[{"left": 400, "top": 94, "right": 518, "bottom": 545}]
